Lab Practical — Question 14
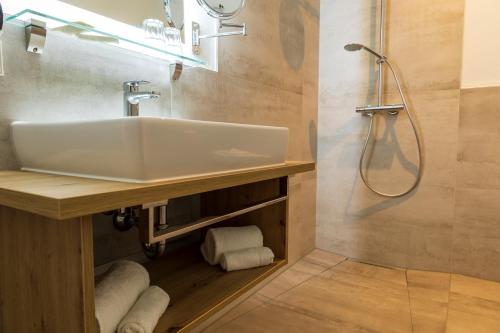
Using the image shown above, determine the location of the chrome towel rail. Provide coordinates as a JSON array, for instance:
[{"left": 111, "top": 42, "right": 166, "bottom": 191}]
[{"left": 144, "top": 195, "right": 287, "bottom": 245}]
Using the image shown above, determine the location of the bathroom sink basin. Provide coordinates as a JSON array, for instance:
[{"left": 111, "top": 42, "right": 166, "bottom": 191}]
[{"left": 11, "top": 117, "right": 289, "bottom": 183}]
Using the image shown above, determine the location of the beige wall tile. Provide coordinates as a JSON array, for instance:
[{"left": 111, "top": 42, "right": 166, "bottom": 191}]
[
  {"left": 317, "top": 178, "right": 454, "bottom": 271},
  {"left": 459, "top": 131, "right": 500, "bottom": 165},
  {"left": 343, "top": 185, "right": 454, "bottom": 225},
  {"left": 443, "top": 37, "right": 500, "bottom": 283},
  {"left": 319, "top": 0, "right": 380, "bottom": 105},
  {"left": 452, "top": 188, "right": 500, "bottom": 280},
  {"left": 385, "top": 0, "right": 465, "bottom": 94},
  {"left": 171, "top": 69, "right": 224, "bottom": 122},
  {"left": 458, "top": 87, "right": 500, "bottom": 165},
  {"left": 457, "top": 161, "right": 500, "bottom": 190},
  {"left": 216, "top": 74, "right": 313, "bottom": 163},
  {"left": 218, "top": 1, "right": 305, "bottom": 94},
  {"left": 317, "top": 213, "right": 412, "bottom": 269},
  {"left": 382, "top": 90, "right": 460, "bottom": 188},
  {"left": 459, "top": 87, "right": 500, "bottom": 132},
  {"left": 344, "top": 89, "right": 460, "bottom": 191}
]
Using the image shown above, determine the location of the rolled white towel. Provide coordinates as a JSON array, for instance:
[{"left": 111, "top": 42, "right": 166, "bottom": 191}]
[
  {"left": 95, "top": 260, "right": 150, "bottom": 333},
  {"left": 117, "top": 286, "right": 170, "bottom": 333},
  {"left": 220, "top": 247, "right": 275, "bottom": 272},
  {"left": 201, "top": 226, "right": 264, "bottom": 265}
]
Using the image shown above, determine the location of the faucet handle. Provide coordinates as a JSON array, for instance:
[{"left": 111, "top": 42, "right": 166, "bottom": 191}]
[{"left": 124, "top": 80, "right": 150, "bottom": 87}]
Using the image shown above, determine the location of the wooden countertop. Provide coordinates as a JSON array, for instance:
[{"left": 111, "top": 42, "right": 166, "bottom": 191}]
[{"left": 0, "top": 161, "right": 314, "bottom": 220}]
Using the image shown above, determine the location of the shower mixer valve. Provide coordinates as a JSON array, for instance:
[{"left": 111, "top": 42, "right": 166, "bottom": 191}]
[{"left": 355, "top": 104, "right": 404, "bottom": 116}]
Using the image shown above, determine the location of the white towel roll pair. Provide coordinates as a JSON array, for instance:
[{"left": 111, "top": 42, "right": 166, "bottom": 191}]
[
  {"left": 95, "top": 260, "right": 169, "bottom": 333},
  {"left": 200, "top": 225, "right": 275, "bottom": 271},
  {"left": 220, "top": 247, "right": 275, "bottom": 272},
  {"left": 201, "top": 225, "right": 264, "bottom": 265}
]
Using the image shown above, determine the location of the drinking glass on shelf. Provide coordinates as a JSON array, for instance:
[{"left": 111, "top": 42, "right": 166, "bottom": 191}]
[
  {"left": 143, "top": 19, "right": 165, "bottom": 40},
  {"left": 163, "top": 27, "right": 181, "bottom": 46}
]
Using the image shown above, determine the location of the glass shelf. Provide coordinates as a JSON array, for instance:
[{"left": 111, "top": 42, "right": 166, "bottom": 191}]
[{"left": 5, "top": 7, "right": 206, "bottom": 67}]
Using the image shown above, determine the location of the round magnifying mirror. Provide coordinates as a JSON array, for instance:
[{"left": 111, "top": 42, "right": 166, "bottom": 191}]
[{"left": 196, "top": 0, "right": 246, "bottom": 20}]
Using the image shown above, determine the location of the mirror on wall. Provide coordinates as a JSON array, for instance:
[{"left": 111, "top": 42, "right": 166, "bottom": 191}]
[
  {"left": 1, "top": 0, "right": 211, "bottom": 67},
  {"left": 60, "top": 0, "right": 184, "bottom": 29}
]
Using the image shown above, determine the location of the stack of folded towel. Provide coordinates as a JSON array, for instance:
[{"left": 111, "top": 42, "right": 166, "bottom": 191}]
[
  {"left": 200, "top": 225, "right": 275, "bottom": 271},
  {"left": 95, "top": 260, "right": 169, "bottom": 333}
]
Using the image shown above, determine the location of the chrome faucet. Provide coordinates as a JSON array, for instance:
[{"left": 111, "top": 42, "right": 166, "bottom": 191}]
[{"left": 123, "top": 80, "right": 161, "bottom": 117}]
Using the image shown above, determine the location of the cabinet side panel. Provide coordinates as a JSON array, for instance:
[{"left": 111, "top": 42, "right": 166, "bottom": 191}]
[{"left": 0, "top": 206, "right": 94, "bottom": 333}]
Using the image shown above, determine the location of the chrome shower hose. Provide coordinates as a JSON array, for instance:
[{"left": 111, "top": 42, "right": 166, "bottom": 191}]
[{"left": 359, "top": 58, "right": 423, "bottom": 198}]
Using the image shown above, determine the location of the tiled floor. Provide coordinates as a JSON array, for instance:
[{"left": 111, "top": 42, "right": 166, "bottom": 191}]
[{"left": 203, "top": 249, "right": 500, "bottom": 332}]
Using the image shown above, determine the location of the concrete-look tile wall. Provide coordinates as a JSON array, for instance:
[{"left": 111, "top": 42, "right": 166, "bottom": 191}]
[
  {"left": 0, "top": 0, "right": 319, "bottom": 264},
  {"left": 454, "top": 86, "right": 500, "bottom": 281},
  {"left": 455, "top": 1, "right": 500, "bottom": 281},
  {"left": 172, "top": 0, "right": 320, "bottom": 262},
  {"left": 317, "top": 0, "right": 466, "bottom": 273},
  {"left": 0, "top": 24, "right": 173, "bottom": 170}
]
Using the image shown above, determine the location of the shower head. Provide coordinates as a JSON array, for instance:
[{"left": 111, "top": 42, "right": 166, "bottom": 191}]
[
  {"left": 344, "top": 43, "right": 384, "bottom": 60},
  {"left": 344, "top": 43, "right": 364, "bottom": 52}
]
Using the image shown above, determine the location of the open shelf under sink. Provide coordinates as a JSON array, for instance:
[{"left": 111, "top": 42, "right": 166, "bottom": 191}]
[{"left": 143, "top": 245, "right": 286, "bottom": 332}]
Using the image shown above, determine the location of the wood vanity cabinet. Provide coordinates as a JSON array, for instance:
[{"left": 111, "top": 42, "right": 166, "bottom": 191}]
[{"left": 0, "top": 162, "right": 314, "bottom": 333}]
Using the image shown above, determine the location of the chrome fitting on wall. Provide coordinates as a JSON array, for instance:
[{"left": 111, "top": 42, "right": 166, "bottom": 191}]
[
  {"left": 25, "top": 19, "right": 46, "bottom": 54},
  {"left": 170, "top": 61, "right": 183, "bottom": 81},
  {"left": 355, "top": 104, "right": 404, "bottom": 116},
  {"left": 192, "top": 20, "right": 246, "bottom": 55}
]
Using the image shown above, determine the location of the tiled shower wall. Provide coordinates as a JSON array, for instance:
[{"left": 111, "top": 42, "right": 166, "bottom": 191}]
[
  {"left": 318, "top": 0, "right": 500, "bottom": 282},
  {"left": 454, "top": 87, "right": 500, "bottom": 280},
  {"left": 317, "top": 0, "right": 467, "bottom": 274},
  {"left": 0, "top": 1, "right": 319, "bottom": 264}
]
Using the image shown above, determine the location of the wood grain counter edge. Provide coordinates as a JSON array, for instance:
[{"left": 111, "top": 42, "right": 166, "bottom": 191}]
[{"left": 0, "top": 162, "right": 315, "bottom": 220}]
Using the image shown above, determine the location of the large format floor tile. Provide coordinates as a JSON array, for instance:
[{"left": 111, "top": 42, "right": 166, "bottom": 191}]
[
  {"left": 447, "top": 275, "right": 500, "bottom": 332},
  {"left": 204, "top": 249, "right": 500, "bottom": 333},
  {"left": 407, "top": 270, "right": 450, "bottom": 333}
]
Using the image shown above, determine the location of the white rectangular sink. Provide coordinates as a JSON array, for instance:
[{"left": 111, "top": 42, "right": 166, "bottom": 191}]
[{"left": 11, "top": 117, "right": 289, "bottom": 183}]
